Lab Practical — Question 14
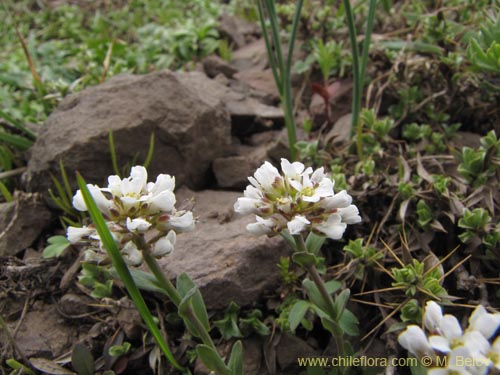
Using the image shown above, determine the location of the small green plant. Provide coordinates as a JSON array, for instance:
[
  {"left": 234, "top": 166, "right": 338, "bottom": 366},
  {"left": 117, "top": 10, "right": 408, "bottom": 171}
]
[
  {"left": 458, "top": 208, "right": 500, "bottom": 249},
  {"left": 391, "top": 259, "right": 446, "bottom": 298},
  {"left": 468, "top": 10, "right": 500, "bottom": 77},
  {"left": 78, "top": 263, "right": 114, "bottom": 299},
  {"left": 343, "top": 239, "right": 383, "bottom": 280},
  {"left": 416, "top": 200, "right": 433, "bottom": 229},
  {"left": 399, "top": 299, "right": 422, "bottom": 323},
  {"left": 214, "top": 302, "right": 243, "bottom": 340},
  {"left": 457, "top": 130, "right": 500, "bottom": 186}
]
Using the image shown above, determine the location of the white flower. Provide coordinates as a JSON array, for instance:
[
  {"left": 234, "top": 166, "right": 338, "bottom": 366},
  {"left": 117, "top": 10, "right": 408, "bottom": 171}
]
[
  {"left": 338, "top": 205, "right": 362, "bottom": 224},
  {"left": 126, "top": 217, "right": 152, "bottom": 233},
  {"left": 73, "top": 184, "right": 113, "bottom": 216},
  {"left": 68, "top": 166, "right": 196, "bottom": 265},
  {"left": 153, "top": 231, "right": 176, "bottom": 257},
  {"left": 287, "top": 216, "right": 310, "bottom": 235},
  {"left": 165, "top": 211, "right": 195, "bottom": 232},
  {"left": 247, "top": 216, "right": 275, "bottom": 236},
  {"left": 121, "top": 242, "right": 143, "bottom": 266},
  {"left": 429, "top": 314, "right": 463, "bottom": 353},
  {"left": 314, "top": 214, "right": 347, "bottom": 240},
  {"left": 469, "top": 305, "right": 500, "bottom": 340},
  {"left": 424, "top": 301, "right": 443, "bottom": 333},
  {"left": 235, "top": 159, "right": 361, "bottom": 239},
  {"left": 67, "top": 226, "right": 95, "bottom": 244},
  {"left": 398, "top": 325, "right": 434, "bottom": 358},
  {"left": 249, "top": 161, "right": 282, "bottom": 192},
  {"left": 428, "top": 347, "right": 476, "bottom": 375}
]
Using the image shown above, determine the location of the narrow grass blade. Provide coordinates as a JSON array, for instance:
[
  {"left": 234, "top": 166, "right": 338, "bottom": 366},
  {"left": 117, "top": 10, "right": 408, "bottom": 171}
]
[
  {"left": 108, "top": 131, "right": 120, "bottom": 177},
  {"left": 0, "top": 110, "right": 36, "bottom": 139},
  {"left": 76, "top": 174, "right": 185, "bottom": 372},
  {"left": 143, "top": 132, "right": 155, "bottom": 168},
  {"left": 0, "top": 130, "right": 33, "bottom": 150},
  {"left": 0, "top": 180, "right": 13, "bottom": 202}
]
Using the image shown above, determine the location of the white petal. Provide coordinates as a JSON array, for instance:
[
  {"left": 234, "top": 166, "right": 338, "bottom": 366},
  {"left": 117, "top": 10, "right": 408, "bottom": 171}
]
[
  {"left": 73, "top": 184, "right": 112, "bottom": 215},
  {"left": 424, "top": 301, "right": 443, "bottom": 333},
  {"left": 247, "top": 216, "right": 274, "bottom": 236},
  {"left": 314, "top": 214, "right": 347, "bottom": 240},
  {"left": 129, "top": 166, "right": 148, "bottom": 193},
  {"left": 429, "top": 335, "right": 451, "bottom": 353},
  {"left": 121, "top": 241, "right": 143, "bottom": 266},
  {"left": 398, "top": 325, "right": 432, "bottom": 358},
  {"left": 281, "top": 158, "right": 305, "bottom": 178},
  {"left": 254, "top": 162, "right": 280, "bottom": 190},
  {"left": 153, "top": 231, "right": 176, "bottom": 257},
  {"left": 315, "top": 178, "right": 334, "bottom": 197},
  {"left": 67, "top": 226, "right": 95, "bottom": 243},
  {"left": 287, "top": 215, "right": 310, "bottom": 235},
  {"left": 169, "top": 211, "right": 195, "bottom": 232},
  {"left": 149, "top": 174, "right": 175, "bottom": 194},
  {"left": 72, "top": 190, "right": 87, "bottom": 211},
  {"left": 338, "top": 205, "right": 362, "bottom": 224},
  {"left": 441, "top": 315, "right": 463, "bottom": 339},
  {"left": 310, "top": 167, "right": 325, "bottom": 183},
  {"left": 322, "top": 190, "right": 353, "bottom": 209},
  {"left": 463, "top": 331, "right": 491, "bottom": 356},
  {"left": 469, "top": 305, "right": 500, "bottom": 339},
  {"left": 107, "top": 175, "right": 122, "bottom": 195},
  {"left": 234, "top": 197, "right": 259, "bottom": 214},
  {"left": 147, "top": 190, "right": 176, "bottom": 212},
  {"left": 126, "top": 217, "right": 152, "bottom": 233}
]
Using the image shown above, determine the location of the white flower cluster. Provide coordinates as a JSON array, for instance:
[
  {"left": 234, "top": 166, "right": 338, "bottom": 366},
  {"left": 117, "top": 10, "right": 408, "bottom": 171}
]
[
  {"left": 67, "top": 166, "right": 194, "bottom": 266},
  {"left": 234, "top": 159, "right": 361, "bottom": 239},
  {"left": 398, "top": 301, "right": 500, "bottom": 375}
]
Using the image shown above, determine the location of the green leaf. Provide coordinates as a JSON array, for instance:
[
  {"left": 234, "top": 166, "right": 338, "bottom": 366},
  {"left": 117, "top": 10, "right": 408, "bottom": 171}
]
[
  {"left": 320, "top": 316, "right": 343, "bottom": 337},
  {"left": 303, "top": 279, "right": 333, "bottom": 315},
  {"left": 305, "top": 232, "right": 326, "bottom": 255},
  {"left": 228, "top": 341, "right": 243, "bottom": 375},
  {"left": 214, "top": 301, "right": 243, "bottom": 340},
  {"left": 6, "top": 359, "right": 36, "bottom": 375},
  {"left": 325, "top": 280, "right": 342, "bottom": 294},
  {"left": 177, "top": 273, "right": 210, "bottom": 333},
  {"left": 108, "top": 342, "right": 131, "bottom": 357},
  {"left": 333, "top": 289, "right": 350, "bottom": 320},
  {"left": 43, "top": 235, "right": 71, "bottom": 258},
  {"left": 288, "top": 300, "right": 310, "bottom": 331},
  {"left": 338, "top": 308, "right": 359, "bottom": 336},
  {"left": 71, "top": 343, "right": 95, "bottom": 375},
  {"left": 196, "top": 344, "right": 231, "bottom": 375},
  {"left": 111, "top": 268, "right": 166, "bottom": 295},
  {"left": 292, "top": 251, "right": 320, "bottom": 267}
]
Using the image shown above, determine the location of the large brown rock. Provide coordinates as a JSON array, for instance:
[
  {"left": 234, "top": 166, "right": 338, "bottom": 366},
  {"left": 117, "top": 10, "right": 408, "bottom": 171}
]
[
  {"left": 23, "top": 70, "right": 232, "bottom": 192},
  {"left": 0, "top": 192, "right": 52, "bottom": 256},
  {"left": 159, "top": 189, "right": 291, "bottom": 309}
]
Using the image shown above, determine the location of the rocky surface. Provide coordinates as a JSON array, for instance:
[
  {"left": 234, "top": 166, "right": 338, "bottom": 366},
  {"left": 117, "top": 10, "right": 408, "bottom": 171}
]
[
  {"left": 0, "top": 192, "right": 52, "bottom": 256},
  {"left": 23, "top": 70, "right": 233, "bottom": 193},
  {"left": 158, "top": 188, "right": 291, "bottom": 310}
]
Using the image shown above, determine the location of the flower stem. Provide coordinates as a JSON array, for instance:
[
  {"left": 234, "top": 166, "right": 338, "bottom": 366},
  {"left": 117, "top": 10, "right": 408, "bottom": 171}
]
[
  {"left": 136, "top": 237, "right": 220, "bottom": 354},
  {"left": 292, "top": 234, "right": 346, "bottom": 361}
]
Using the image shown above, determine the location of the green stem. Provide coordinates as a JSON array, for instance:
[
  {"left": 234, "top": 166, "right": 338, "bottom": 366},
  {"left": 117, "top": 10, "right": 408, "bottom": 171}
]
[
  {"left": 137, "top": 238, "right": 219, "bottom": 354},
  {"left": 293, "top": 234, "right": 346, "bottom": 360},
  {"left": 343, "top": 0, "right": 361, "bottom": 141},
  {"left": 359, "top": 0, "right": 377, "bottom": 89}
]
